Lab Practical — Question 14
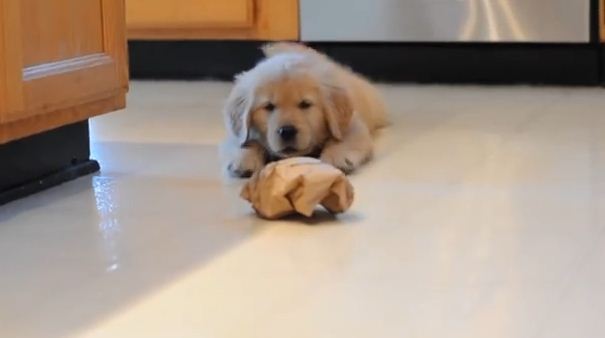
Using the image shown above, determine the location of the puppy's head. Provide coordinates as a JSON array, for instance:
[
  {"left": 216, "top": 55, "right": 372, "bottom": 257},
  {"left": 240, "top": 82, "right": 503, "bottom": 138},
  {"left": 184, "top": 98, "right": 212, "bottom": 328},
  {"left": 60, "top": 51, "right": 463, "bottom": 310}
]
[{"left": 224, "top": 54, "right": 353, "bottom": 158}]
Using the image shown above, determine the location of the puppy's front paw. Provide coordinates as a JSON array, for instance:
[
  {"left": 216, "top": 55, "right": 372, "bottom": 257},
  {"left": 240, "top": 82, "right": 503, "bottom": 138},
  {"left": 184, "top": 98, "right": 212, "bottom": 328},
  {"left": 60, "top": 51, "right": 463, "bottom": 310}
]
[
  {"left": 227, "top": 147, "right": 265, "bottom": 178},
  {"left": 320, "top": 147, "right": 368, "bottom": 174}
]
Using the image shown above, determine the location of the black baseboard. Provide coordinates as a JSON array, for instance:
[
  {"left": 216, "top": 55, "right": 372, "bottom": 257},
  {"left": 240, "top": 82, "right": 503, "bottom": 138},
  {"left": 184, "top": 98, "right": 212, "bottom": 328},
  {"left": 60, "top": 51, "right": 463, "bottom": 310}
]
[
  {"left": 0, "top": 121, "right": 99, "bottom": 206},
  {"left": 129, "top": 40, "right": 603, "bottom": 85},
  {"left": 130, "top": 41, "right": 265, "bottom": 80}
]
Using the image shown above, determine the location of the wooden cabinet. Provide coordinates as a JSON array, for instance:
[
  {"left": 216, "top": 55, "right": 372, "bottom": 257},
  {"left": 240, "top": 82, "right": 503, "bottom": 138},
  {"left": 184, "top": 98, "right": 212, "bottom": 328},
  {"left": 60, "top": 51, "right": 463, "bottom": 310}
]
[
  {"left": 0, "top": 0, "right": 128, "bottom": 144},
  {"left": 126, "top": 0, "right": 299, "bottom": 40},
  {"left": 601, "top": 0, "right": 605, "bottom": 42}
]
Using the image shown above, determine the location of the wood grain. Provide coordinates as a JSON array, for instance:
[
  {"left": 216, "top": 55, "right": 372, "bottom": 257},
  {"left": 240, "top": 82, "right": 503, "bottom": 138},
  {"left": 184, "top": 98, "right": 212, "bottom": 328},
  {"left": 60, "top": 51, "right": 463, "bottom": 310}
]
[
  {"left": 101, "top": 0, "right": 130, "bottom": 91},
  {"left": 0, "top": 94, "right": 125, "bottom": 144},
  {"left": 127, "top": 0, "right": 254, "bottom": 29},
  {"left": 127, "top": 27, "right": 257, "bottom": 40},
  {"left": 0, "top": 0, "right": 128, "bottom": 143},
  {"left": 0, "top": 0, "right": 25, "bottom": 120},
  {"left": 20, "top": 54, "right": 120, "bottom": 122},
  {"left": 21, "top": 0, "right": 104, "bottom": 67},
  {"left": 254, "top": 0, "right": 299, "bottom": 41},
  {"left": 601, "top": 0, "right": 605, "bottom": 42},
  {"left": 127, "top": 0, "right": 299, "bottom": 41}
]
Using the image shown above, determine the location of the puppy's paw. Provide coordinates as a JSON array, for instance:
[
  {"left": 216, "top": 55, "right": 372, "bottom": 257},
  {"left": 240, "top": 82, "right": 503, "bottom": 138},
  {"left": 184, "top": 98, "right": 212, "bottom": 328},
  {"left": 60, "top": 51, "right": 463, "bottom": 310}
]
[
  {"left": 320, "top": 146, "right": 369, "bottom": 174},
  {"left": 227, "top": 147, "right": 266, "bottom": 178}
]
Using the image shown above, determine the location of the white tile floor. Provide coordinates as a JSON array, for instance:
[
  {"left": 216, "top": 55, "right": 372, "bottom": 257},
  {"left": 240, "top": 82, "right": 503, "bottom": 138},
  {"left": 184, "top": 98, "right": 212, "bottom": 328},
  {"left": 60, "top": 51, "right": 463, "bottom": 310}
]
[{"left": 1, "top": 81, "right": 605, "bottom": 338}]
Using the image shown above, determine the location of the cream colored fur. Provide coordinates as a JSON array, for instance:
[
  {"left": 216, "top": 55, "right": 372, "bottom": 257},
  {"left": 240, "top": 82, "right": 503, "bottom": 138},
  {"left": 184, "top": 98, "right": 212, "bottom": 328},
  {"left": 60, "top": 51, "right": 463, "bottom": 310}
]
[{"left": 221, "top": 42, "right": 388, "bottom": 177}]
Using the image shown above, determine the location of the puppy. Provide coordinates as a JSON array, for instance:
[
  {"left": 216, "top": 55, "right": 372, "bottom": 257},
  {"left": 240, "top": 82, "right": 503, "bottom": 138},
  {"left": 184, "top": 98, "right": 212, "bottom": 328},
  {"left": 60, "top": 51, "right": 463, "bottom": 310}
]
[{"left": 221, "top": 42, "right": 388, "bottom": 177}]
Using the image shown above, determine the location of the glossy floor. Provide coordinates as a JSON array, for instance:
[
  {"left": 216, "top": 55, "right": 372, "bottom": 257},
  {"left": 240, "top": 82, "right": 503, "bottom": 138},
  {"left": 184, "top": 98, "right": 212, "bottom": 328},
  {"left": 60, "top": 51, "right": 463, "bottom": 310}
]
[{"left": 2, "top": 81, "right": 605, "bottom": 338}]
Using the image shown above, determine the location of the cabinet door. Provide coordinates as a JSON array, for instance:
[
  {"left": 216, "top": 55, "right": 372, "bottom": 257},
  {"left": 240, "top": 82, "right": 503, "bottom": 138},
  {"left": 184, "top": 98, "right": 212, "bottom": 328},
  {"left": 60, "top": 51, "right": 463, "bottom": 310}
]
[
  {"left": 128, "top": 0, "right": 255, "bottom": 30},
  {"left": 601, "top": 0, "right": 605, "bottom": 41},
  {"left": 0, "top": 0, "right": 128, "bottom": 143},
  {"left": 126, "top": 0, "right": 298, "bottom": 40}
]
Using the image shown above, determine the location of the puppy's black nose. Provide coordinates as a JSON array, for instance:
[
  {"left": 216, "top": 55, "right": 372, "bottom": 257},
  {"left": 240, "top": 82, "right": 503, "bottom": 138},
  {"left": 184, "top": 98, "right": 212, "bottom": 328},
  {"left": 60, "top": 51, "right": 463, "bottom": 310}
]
[{"left": 278, "top": 125, "right": 298, "bottom": 141}]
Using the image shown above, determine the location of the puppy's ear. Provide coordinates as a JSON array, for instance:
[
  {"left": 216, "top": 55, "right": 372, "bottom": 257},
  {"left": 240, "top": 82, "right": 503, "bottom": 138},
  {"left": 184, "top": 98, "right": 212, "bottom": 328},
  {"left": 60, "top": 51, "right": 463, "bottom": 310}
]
[
  {"left": 224, "top": 73, "right": 253, "bottom": 146},
  {"left": 323, "top": 85, "right": 353, "bottom": 141}
]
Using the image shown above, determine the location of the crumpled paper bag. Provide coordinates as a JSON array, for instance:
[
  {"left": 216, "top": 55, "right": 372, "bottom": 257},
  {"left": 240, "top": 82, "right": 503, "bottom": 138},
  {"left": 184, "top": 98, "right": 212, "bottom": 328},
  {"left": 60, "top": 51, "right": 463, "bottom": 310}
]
[{"left": 240, "top": 157, "right": 354, "bottom": 219}]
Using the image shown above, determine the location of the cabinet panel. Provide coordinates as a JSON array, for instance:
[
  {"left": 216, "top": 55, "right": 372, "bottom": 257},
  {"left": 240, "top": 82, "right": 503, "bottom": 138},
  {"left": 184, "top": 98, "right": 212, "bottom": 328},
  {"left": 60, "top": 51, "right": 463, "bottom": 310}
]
[
  {"left": 127, "top": 0, "right": 254, "bottom": 29},
  {"left": 0, "top": 0, "right": 128, "bottom": 143},
  {"left": 0, "top": 0, "right": 25, "bottom": 116},
  {"left": 127, "top": 0, "right": 299, "bottom": 41},
  {"left": 21, "top": 0, "right": 105, "bottom": 67}
]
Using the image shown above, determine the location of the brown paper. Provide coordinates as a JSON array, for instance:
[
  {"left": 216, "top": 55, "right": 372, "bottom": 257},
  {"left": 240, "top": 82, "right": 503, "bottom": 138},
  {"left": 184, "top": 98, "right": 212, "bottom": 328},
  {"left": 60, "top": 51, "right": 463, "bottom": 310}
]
[{"left": 240, "top": 157, "right": 354, "bottom": 219}]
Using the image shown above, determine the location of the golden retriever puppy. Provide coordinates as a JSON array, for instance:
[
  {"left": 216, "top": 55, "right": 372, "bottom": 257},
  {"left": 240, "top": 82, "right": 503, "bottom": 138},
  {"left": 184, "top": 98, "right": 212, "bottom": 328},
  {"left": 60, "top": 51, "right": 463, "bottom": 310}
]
[{"left": 221, "top": 42, "right": 388, "bottom": 177}]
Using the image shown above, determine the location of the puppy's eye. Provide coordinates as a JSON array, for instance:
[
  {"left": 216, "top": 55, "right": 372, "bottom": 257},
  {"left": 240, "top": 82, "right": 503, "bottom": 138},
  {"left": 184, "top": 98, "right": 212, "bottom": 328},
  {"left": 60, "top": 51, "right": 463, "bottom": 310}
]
[
  {"left": 298, "top": 100, "right": 313, "bottom": 110},
  {"left": 264, "top": 102, "right": 276, "bottom": 112}
]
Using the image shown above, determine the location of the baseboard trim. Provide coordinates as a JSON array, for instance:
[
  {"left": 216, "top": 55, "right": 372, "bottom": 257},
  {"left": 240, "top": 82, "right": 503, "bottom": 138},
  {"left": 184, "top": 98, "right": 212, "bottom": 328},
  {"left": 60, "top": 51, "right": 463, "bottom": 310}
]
[
  {"left": 129, "top": 41, "right": 603, "bottom": 85},
  {"left": 0, "top": 160, "right": 99, "bottom": 206},
  {"left": 0, "top": 121, "right": 99, "bottom": 206}
]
